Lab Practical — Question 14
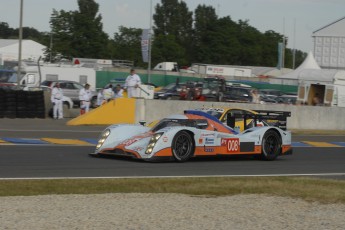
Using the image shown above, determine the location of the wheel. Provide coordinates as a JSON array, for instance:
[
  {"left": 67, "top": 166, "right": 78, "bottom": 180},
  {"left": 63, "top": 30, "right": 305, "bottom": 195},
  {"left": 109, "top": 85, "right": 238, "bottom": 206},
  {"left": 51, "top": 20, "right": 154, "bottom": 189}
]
[
  {"left": 261, "top": 130, "right": 281, "bottom": 160},
  {"left": 171, "top": 131, "right": 194, "bottom": 162}
]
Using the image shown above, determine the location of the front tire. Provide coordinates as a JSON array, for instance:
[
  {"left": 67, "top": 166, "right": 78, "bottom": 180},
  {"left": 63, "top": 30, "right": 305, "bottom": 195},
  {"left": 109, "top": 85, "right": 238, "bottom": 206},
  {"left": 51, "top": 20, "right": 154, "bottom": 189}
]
[
  {"left": 261, "top": 130, "right": 281, "bottom": 160},
  {"left": 172, "top": 131, "right": 194, "bottom": 162}
]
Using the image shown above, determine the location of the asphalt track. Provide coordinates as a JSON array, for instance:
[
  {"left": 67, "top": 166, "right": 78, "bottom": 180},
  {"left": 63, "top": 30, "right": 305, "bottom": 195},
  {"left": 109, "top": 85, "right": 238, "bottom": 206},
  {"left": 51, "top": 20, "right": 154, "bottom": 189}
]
[{"left": 0, "top": 118, "right": 344, "bottom": 179}]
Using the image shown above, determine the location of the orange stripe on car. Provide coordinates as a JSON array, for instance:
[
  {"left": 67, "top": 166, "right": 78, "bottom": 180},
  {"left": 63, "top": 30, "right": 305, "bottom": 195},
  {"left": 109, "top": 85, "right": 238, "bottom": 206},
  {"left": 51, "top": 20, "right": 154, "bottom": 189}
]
[
  {"left": 154, "top": 148, "right": 173, "bottom": 157},
  {"left": 194, "top": 146, "right": 261, "bottom": 156},
  {"left": 282, "top": 145, "right": 292, "bottom": 154}
]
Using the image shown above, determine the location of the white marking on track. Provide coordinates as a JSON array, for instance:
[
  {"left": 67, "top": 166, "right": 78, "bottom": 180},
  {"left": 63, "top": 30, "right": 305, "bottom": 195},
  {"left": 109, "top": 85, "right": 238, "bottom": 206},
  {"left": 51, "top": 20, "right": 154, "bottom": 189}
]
[
  {"left": 0, "top": 129, "right": 100, "bottom": 133},
  {"left": 1, "top": 173, "right": 345, "bottom": 180}
]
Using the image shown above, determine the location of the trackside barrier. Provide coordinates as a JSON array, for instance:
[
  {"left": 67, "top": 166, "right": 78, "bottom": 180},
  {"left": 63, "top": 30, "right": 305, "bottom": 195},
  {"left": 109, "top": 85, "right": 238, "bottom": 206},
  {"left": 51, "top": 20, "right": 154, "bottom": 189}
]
[
  {"left": 134, "top": 99, "right": 345, "bottom": 130},
  {"left": 67, "top": 98, "right": 136, "bottom": 126}
]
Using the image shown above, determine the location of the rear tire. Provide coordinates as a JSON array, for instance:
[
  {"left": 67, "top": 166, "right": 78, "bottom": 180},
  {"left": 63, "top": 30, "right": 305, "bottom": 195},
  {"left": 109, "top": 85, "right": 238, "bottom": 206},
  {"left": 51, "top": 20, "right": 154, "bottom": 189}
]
[
  {"left": 261, "top": 130, "right": 281, "bottom": 161},
  {"left": 172, "top": 131, "right": 194, "bottom": 162}
]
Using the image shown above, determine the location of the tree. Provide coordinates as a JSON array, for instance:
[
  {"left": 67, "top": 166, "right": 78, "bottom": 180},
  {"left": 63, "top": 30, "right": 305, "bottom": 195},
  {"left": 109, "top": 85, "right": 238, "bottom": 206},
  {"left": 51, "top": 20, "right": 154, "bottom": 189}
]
[
  {"left": 49, "top": 9, "right": 75, "bottom": 60},
  {"left": 71, "top": 0, "right": 109, "bottom": 58},
  {"left": 153, "top": 0, "right": 193, "bottom": 65},
  {"left": 260, "top": 30, "right": 284, "bottom": 67},
  {"left": 112, "top": 27, "right": 143, "bottom": 66},
  {"left": 207, "top": 16, "right": 241, "bottom": 65},
  {"left": 151, "top": 34, "right": 186, "bottom": 66},
  {"left": 0, "top": 22, "right": 14, "bottom": 38},
  {"left": 49, "top": 0, "right": 109, "bottom": 61},
  {"left": 236, "top": 20, "right": 263, "bottom": 65},
  {"left": 192, "top": 5, "right": 218, "bottom": 63}
]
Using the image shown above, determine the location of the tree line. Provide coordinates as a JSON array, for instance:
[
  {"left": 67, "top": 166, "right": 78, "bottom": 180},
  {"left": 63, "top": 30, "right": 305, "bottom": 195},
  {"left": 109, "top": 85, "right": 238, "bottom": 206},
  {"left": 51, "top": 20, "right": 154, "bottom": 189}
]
[{"left": 0, "top": 0, "right": 306, "bottom": 69}]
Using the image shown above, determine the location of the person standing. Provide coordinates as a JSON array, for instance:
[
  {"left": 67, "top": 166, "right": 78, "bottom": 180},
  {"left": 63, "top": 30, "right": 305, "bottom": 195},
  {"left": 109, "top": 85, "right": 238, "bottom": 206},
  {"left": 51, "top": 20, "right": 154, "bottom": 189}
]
[
  {"left": 79, "top": 83, "right": 92, "bottom": 113},
  {"left": 96, "top": 88, "right": 104, "bottom": 107},
  {"left": 51, "top": 83, "right": 64, "bottom": 119},
  {"left": 124, "top": 69, "right": 141, "bottom": 98},
  {"left": 312, "top": 93, "right": 322, "bottom": 106},
  {"left": 251, "top": 89, "right": 261, "bottom": 104}
]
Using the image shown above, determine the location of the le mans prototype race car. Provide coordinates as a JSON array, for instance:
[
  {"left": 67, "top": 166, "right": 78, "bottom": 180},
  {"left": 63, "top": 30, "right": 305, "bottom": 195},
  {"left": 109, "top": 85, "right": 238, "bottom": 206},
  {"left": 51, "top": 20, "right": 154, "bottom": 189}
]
[{"left": 90, "top": 110, "right": 292, "bottom": 162}]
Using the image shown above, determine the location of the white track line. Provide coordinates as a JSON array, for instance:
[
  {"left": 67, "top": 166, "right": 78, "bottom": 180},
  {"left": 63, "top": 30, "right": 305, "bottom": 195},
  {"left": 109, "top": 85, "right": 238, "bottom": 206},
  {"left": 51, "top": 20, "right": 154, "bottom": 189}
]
[
  {"left": 1, "top": 173, "right": 344, "bottom": 180},
  {"left": 0, "top": 129, "right": 100, "bottom": 133}
]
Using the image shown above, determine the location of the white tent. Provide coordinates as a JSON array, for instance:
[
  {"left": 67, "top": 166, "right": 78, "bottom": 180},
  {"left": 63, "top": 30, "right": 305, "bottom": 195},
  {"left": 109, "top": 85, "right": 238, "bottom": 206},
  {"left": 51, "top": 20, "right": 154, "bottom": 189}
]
[
  {"left": 0, "top": 39, "right": 46, "bottom": 63},
  {"left": 270, "top": 51, "right": 322, "bottom": 85},
  {"left": 298, "top": 69, "right": 345, "bottom": 84}
]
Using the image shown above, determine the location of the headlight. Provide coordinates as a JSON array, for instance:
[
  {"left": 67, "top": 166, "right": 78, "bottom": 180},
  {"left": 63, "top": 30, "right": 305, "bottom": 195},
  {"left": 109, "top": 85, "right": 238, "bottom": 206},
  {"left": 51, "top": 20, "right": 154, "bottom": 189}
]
[
  {"left": 146, "top": 133, "right": 163, "bottom": 154},
  {"left": 95, "top": 129, "right": 111, "bottom": 150},
  {"left": 159, "top": 94, "right": 165, "bottom": 97}
]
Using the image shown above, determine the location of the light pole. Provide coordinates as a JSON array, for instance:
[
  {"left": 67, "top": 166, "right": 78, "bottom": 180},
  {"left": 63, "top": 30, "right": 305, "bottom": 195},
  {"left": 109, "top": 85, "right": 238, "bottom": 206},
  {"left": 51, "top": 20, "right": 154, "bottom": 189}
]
[
  {"left": 49, "top": 32, "right": 53, "bottom": 63},
  {"left": 147, "top": 0, "right": 153, "bottom": 83},
  {"left": 17, "top": 0, "right": 23, "bottom": 88}
]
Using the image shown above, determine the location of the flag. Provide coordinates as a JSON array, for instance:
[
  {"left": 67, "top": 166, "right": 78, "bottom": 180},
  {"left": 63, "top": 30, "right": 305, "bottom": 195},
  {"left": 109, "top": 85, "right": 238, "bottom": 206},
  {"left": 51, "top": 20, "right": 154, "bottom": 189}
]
[
  {"left": 141, "top": 29, "right": 150, "bottom": 63},
  {"left": 277, "top": 42, "right": 283, "bottom": 69}
]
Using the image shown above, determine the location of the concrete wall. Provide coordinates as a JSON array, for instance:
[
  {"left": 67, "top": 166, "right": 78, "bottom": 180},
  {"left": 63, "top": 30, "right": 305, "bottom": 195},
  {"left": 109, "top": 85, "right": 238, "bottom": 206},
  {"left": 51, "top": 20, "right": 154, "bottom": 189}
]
[{"left": 135, "top": 99, "right": 345, "bottom": 130}]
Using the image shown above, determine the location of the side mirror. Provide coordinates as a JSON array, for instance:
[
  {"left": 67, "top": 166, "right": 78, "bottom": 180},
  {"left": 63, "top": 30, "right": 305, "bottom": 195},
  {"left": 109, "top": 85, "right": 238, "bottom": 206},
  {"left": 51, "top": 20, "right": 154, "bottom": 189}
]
[{"left": 139, "top": 120, "right": 146, "bottom": 126}]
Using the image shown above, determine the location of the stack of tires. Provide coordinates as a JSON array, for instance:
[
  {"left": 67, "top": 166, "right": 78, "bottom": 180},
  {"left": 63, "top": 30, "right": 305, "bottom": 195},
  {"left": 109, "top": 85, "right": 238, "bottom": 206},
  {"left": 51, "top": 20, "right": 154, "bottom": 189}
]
[
  {"left": 0, "top": 89, "right": 6, "bottom": 118},
  {"left": 0, "top": 89, "right": 46, "bottom": 119},
  {"left": 3, "top": 89, "right": 17, "bottom": 118}
]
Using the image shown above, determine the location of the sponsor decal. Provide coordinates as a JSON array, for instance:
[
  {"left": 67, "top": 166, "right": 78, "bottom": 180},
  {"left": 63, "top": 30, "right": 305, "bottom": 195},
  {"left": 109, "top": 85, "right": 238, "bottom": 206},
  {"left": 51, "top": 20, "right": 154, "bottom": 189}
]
[
  {"left": 221, "top": 138, "right": 240, "bottom": 153},
  {"left": 204, "top": 147, "right": 214, "bottom": 152},
  {"left": 199, "top": 138, "right": 203, "bottom": 144},
  {"left": 201, "top": 133, "right": 215, "bottom": 137},
  {"left": 120, "top": 138, "right": 139, "bottom": 146},
  {"left": 205, "top": 137, "right": 215, "bottom": 145},
  {"left": 162, "top": 136, "right": 168, "bottom": 142},
  {"left": 132, "top": 146, "right": 144, "bottom": 152}
]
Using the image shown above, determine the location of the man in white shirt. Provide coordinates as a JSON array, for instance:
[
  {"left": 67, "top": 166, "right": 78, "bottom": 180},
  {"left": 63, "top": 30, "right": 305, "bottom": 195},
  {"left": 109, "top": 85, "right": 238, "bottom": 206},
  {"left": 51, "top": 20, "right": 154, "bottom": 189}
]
[
  {"left": 114, "top": 84, "right": 124, "bottom": 98},
  {"left": 79, "top": 83, "right": 92, "bottom": 113},
  {"left": 102, "top": 84, "right": 114, "bottom": 102},
  {"left": 124, "top": 69, "right": 141, "bottom": 98},
  {"left": 51, "top": 83, "right": 64, "bottom": 119}
]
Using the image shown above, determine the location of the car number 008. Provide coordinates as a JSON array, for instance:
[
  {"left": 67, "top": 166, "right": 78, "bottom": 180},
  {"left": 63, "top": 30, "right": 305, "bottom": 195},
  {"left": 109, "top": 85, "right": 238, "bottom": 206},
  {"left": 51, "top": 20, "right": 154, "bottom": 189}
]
[{"left": 222, "top": 138, "right": 240, "bottom": 153}]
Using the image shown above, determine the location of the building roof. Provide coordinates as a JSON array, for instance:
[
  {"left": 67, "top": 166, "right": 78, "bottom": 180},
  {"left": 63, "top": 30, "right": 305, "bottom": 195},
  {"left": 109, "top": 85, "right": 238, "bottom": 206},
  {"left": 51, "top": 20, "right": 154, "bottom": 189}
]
[
  {"left": 312, "top": 16, "right": 345, "bottom": 37},
  {"left": 276, "top": 51, "right": 321, "bottom": 80},
  {"left": 0, "top": 39, "right": 20, "bottom": 48}
]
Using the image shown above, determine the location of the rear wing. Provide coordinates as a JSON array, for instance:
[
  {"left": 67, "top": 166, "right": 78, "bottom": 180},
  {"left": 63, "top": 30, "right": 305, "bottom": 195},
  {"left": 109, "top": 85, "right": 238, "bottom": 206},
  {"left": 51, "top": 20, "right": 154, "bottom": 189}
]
[{"left": 227, "top": 110, "right": 291, "bottom": 131}]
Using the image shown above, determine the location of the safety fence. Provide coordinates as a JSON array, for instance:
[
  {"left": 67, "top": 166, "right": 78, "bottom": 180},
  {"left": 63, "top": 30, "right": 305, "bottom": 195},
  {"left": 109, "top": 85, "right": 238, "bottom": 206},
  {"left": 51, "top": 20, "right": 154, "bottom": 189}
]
[{"left": 0, "top": 89, "right": 46, "bottom": 119}]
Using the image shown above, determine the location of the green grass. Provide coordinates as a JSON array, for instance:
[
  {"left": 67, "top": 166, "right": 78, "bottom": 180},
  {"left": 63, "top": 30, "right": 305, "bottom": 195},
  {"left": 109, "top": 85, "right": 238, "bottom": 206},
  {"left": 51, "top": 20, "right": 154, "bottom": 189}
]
[
  {"left": 1, "top": 177, "right": 344, "bottom": 204},
  {"left": 291, "top": 129, "right": 345, "bottom": 135}
]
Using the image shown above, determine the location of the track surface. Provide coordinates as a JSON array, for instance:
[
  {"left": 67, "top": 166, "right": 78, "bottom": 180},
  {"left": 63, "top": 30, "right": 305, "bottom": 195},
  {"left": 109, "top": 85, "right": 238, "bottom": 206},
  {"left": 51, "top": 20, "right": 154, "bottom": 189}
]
[{"left": 0, "top": 118, "right": 344, "bottom": 179}]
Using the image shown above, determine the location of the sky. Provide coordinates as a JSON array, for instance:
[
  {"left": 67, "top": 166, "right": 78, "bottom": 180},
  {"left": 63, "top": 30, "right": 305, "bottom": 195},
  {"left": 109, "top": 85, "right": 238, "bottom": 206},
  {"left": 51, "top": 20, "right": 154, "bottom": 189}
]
[{"left": 0, "top": 0, "right": 344, "bottom": 53}]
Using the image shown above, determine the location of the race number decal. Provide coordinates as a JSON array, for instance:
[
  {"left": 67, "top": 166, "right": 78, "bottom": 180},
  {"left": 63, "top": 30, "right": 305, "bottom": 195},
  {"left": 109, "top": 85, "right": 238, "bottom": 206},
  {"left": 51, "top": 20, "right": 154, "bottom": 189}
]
[{"left": 221, "top": 138, "right": 240, "bottom": 153}]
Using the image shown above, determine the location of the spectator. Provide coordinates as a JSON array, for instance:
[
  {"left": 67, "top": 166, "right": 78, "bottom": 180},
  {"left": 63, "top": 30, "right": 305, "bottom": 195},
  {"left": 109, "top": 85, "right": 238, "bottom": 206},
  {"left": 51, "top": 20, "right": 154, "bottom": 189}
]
[
  {"left": 79, "top": 83, "right": 92, "bottom": 113},
  {"left": 51, "top": 83, "right": 64, "bottom": 119},
  {"left": 251, "top": 89, "right": 261, "bottom": 104},
  {"left": 96, "top": 88, "right": 104, "bottom": 107},
  {"left": 114, "top": 84, "right": 124, "bottom": 98},
  {"left": 312, "top": 93, "right": 322, "bottom": 106},
  {"left": 102, "top": 84, "right": 114, "bottom": 102},
  {"left": 124, "top": 69, "right": 141, "bottom": 98}
]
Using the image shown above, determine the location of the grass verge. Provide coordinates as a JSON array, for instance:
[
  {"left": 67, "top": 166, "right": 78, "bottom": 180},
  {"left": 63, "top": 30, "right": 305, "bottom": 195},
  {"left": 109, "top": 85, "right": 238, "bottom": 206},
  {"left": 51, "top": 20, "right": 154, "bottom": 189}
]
[{"left": 1, "top": 177, "right": 344, "bottom": 204}]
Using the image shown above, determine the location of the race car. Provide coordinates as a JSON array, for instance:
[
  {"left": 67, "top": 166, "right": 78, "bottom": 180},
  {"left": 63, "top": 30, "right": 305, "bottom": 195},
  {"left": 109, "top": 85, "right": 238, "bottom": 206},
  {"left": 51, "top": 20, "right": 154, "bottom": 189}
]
[
  {"left": 90, "top": 110, "right": 292, "bottom": 162},
  {"left": 146, "top": 107, "right": 262, "bottom": 131}
]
